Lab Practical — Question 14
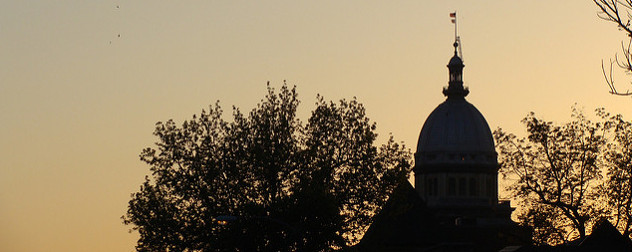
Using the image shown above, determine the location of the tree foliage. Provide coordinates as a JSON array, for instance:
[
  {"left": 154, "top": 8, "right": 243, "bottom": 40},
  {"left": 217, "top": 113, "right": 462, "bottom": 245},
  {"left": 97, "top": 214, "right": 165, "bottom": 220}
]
[
  {"left": 496, "top": 106, "right": 632, "bottom": 244},
  {"left": 122, "top": 84, "right": 411, "bottom": 251},
  {"left": 600, "top": 113, "right": 632, "bottom": 238},
  {"left": 494, "top": 107, "right": 609, "bottom": 244}
]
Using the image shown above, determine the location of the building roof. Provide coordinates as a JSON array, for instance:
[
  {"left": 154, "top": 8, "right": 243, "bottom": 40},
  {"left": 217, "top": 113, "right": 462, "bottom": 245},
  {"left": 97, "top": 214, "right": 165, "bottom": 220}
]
[
  {"left": 416, "top": 98, "right": 494, "bottom": 155},
  {"left": 448, "top": 53, "right": 463, "bottom": 68},
  {"left": 506, "top": 219, "right": 632, "bottom": 252},
  {"left": 414, "top": 46, "right": 496, "bottom": 172},
  {"left": 356, "top": 180, "right": 440, "bottom": 251},
  {"left": 578, "top": 219, "right": 632, "bottom": 251}
]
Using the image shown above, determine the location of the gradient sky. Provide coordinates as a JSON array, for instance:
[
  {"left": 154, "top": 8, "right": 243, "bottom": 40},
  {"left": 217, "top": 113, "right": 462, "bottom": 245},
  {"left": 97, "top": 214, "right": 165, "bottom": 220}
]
[{"left": 1, "top": 1, "right": 631, "bottom": 251}]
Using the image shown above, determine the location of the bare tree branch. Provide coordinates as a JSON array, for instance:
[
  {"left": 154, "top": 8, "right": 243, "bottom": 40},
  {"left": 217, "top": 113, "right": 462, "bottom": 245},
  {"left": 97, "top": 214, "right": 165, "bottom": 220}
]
[{"left": 594, "top": 0, "right": 632, "bottom": 96}]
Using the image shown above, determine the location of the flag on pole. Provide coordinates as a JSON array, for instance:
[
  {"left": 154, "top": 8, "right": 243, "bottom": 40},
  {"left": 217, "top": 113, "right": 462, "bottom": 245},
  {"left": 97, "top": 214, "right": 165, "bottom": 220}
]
[{"left": 450, "top": 12, "right": 456, "bottom": 23}]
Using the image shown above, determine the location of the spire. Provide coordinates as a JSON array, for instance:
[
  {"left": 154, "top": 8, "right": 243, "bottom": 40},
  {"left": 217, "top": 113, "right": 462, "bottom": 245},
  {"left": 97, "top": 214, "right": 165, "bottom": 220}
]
[{"left": 443, "top": 13, "right": 468, "bottom": 98}]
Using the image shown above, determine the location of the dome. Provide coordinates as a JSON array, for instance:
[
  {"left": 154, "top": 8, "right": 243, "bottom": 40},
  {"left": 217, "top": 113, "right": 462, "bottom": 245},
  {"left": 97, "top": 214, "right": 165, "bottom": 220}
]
[
  {"left": 414, "top": 39, "right": 497, "bottom": 172},
  {"left": 448, "top": 54, "right": 463, "bottom": 67},
  {"left": 414, "top": 38, "right": 500, "bottom": 213},
  {"left": 417, "top": 98, "right": 494, "bottom": 154},
  {"left": 414, "top": 97, "right": 497, "bottom": 171}
]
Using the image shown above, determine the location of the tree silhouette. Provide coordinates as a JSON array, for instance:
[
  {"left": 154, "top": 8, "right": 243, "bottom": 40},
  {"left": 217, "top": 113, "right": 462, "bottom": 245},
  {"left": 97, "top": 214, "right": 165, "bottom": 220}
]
[
  {"left": 494, "top": 107, "right": 609, "bottom": 244},
  {"left": 122, "top": 83, "right": 411, "bottom": 251},
  {"left": 593, "top": 0, "right": 632, "bottom": 96},
  {"left": 496, "top": 106, "right": 632, "bottom": 244},
  {"left": 600, "top": 112, "right": 632, "bottom": 238}
]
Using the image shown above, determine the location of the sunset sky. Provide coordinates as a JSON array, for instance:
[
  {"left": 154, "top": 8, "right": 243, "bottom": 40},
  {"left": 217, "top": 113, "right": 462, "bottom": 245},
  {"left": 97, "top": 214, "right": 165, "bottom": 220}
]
[{"left": 1, "top": 1, "right": 631, "bottom": 251}]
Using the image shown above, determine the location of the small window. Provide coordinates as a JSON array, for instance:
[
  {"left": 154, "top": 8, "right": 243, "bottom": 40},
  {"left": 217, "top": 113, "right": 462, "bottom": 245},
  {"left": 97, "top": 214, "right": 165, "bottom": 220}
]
[
  {"left": 448, "top": 177, "right": 456, "bottom": 196},
  {"left": 458, "top": 178, "right": 466, "bottom": 196},
  {"left": 427, "top": 178, "right": 432, "bottom": 196},
  {"left": 469, "top": 178, "right": 477, "bottom": 196},
  {"left": 427, "top": 177, "right": 439, "bottom": 196},
  {"left": 486, "top": 177, "right": 495, "bottom": 197}
]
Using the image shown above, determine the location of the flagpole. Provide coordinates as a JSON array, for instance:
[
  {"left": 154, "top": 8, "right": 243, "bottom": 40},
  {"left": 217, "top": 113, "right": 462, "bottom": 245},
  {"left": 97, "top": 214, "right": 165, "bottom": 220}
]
[
  {"left": 454, "top": 13, "right": 457, "bottom": 43},
  {"left": 450, "top": 12, "right": 460, "bottom": 58}
]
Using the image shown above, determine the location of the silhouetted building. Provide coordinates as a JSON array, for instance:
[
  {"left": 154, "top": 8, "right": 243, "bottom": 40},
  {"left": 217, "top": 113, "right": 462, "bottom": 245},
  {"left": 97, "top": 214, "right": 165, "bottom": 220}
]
[
  {"left": 507, "top": 219, "right": 632, "bottom": 252},
  {"left": 357, "top": 41, "right": 530, "bottom": 251},
  {"left": 357, "top": 38, "right": 632, "bottom": 251}
]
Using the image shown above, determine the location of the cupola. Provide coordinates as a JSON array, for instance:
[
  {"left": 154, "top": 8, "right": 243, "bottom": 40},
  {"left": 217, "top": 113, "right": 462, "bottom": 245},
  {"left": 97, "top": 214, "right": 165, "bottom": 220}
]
[{"left": 443, "top": 42, "right": 469, "bottom": 98}]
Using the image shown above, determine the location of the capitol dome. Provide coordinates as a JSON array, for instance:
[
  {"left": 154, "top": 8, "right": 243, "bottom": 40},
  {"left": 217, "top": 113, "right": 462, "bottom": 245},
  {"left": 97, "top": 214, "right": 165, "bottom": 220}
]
[
  {"left": 414, "top": 42, "right": 499, "bottom": 210},
  {"left": 414, "top": 47, "right": 497, "bottom": 172},
  {"left": 416, "top": 98, "right": 495, "bottom": 160}
]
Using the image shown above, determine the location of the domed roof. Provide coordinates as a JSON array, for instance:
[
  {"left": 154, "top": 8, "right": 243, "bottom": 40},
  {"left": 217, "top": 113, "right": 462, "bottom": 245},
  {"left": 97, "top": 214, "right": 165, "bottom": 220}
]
[
  {"left": 416, "top": 98, "right": 494, "bottom": 155},
  {"left": 448, "top": 54, "right": 463, "bottom": 67},
  {"left": 414, "top": 40, "right": 497, "bottom": 172}
]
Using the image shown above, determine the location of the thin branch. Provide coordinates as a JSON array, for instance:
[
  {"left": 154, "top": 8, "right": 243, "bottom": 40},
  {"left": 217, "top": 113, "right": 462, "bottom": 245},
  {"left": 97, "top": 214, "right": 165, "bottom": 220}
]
[
  {"left": 595, "top": 0, "right": 632, "bottom": 96},
  {"left": 602, "top": 59, "right": 632, "bottom": 95}
]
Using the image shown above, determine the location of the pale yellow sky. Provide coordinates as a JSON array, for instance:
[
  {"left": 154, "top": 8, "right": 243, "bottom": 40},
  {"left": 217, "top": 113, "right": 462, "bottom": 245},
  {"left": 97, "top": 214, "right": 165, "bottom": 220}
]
[{"left": 1, "top": 1, "right": 630, "bottom": 251}]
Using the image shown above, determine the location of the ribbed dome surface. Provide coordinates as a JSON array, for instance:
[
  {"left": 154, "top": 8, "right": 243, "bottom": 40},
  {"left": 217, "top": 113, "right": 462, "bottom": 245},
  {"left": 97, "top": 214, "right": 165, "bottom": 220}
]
[{"left": 417, "top": 98, "right": 494, "bottom": 154}]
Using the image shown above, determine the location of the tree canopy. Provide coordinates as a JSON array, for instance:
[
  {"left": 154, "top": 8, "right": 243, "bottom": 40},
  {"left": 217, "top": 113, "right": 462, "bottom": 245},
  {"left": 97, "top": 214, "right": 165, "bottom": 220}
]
[
  {"left": 600, "top": 113, "right": 632, "bottom": 238},
  {"left": 122, "top": 84, "right": 411, "bottom": 251},
  {"left": 495, "top": 107, "right": 607, "bottom": 244},
  {"left": 495, "top": 106, "right": 632, "bottom": 245}
]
